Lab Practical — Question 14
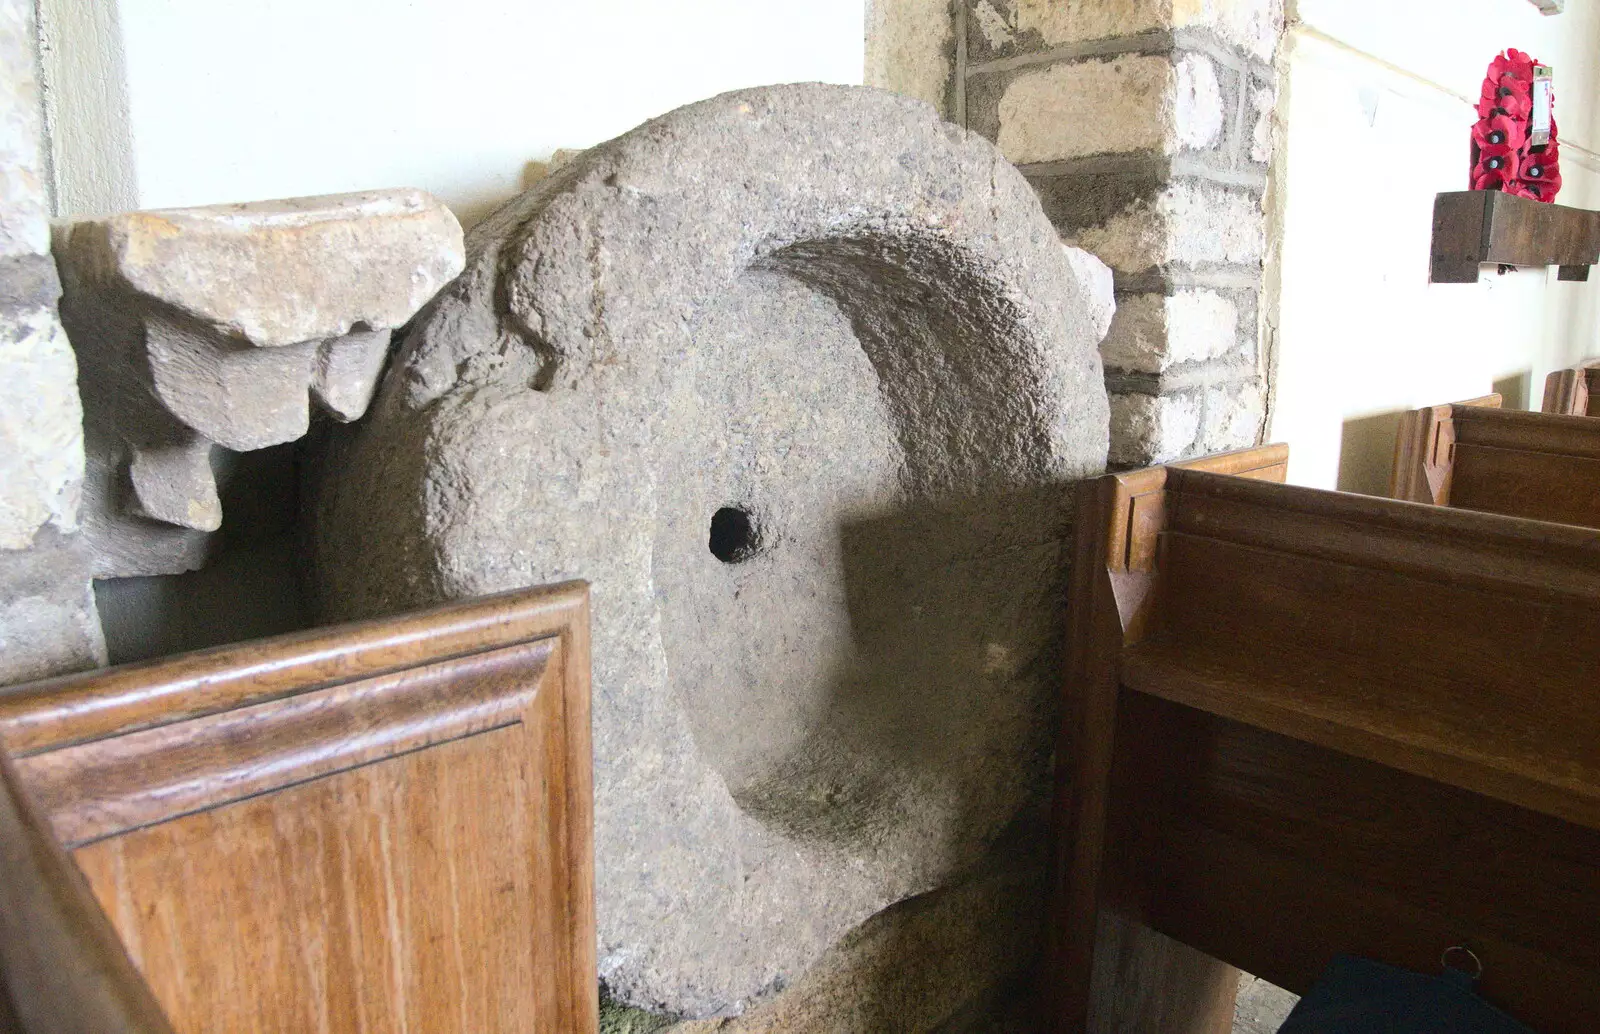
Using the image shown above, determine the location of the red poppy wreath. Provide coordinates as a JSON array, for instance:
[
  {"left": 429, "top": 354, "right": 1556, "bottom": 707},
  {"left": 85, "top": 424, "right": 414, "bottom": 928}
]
[{"left": 1472, "top": 49, "right": 1560, "bottom": 202}]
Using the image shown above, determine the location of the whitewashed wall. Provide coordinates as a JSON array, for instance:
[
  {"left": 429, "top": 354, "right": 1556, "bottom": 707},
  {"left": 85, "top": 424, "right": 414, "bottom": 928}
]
[
  {"left": 1267, "top": 0, "right": 1600, "bottom": 493},
  {"left": 42, "top": 0, "right": 866, "bottom": 225}
]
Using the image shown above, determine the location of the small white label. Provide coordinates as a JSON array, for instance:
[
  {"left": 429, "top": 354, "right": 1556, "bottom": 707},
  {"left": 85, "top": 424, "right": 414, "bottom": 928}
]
[{"left": 1531, "top": 66, "right": 1554, "bottom": 146}]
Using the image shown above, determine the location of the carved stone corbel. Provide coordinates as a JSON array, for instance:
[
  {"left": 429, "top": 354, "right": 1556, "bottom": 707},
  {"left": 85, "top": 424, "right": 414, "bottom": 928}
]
[{"left": 55, "top": 189, "right": 465, "bottom": 576}]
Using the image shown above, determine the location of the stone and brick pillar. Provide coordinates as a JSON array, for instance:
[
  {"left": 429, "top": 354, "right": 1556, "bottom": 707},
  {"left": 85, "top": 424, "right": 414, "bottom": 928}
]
[
  {"left": 913, "top": 0, "right": 1283, "bottom": 466},
  {"left": 0, "top": 0, "right": 104, "bottom": 682}
]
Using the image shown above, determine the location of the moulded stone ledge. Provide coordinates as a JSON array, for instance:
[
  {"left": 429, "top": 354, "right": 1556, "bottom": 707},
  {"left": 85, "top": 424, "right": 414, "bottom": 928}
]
[{"left": 55, "top": 188, "right": 466, "bottom": 577}]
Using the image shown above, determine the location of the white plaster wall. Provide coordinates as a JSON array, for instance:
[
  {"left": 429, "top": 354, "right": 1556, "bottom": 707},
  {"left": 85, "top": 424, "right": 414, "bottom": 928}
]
[
  {"left": 38, "top": 0, "right": 137, "bottom": 217},
  {"left": 46, "top": 0, "right": 866, "bottom": 226},
  {"left": 1267, "top": 0, "right": 1600, "bottom": 493}
]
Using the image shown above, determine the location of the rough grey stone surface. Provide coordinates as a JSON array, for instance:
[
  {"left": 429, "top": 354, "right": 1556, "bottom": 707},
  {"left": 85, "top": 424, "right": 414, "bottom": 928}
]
[
  {"left": 99, "top": 191, "right": 464, "bottom": 349},
  {"left": 947, "top": 0, "right": 1279, "bottom": 472},
  {"left": 1233, "top": 974, "right": 1300, "bottom": 1034},
  {"left": 54, "top": 190, "right": 465, "bottom": 577},
  {"left": 0, "top": 529, "right": 104, "bottom": 685},
  {"left": 0, "top": 0, "right": 83, "bottom": 553},
  {"left": 0, "top": 299, "right": 85, "bottom": 548},
  {"left": 970, "top": 52, "right": 1223, "bottom": 167},
  {"left": 963, "top": 0, "right": 1284, "bottom": 66},
  {"left": 661, "top": 828, "right": 1048, "bottom": 1034},
  {"left": 0, "top": 0, "right": 49, "bottom": 264},
  {"left": 313, "top": 84, "right": 1110, "bottom": 1018},
  {"left": 0, "top": 0, "right": 103, "bottom": 683}
]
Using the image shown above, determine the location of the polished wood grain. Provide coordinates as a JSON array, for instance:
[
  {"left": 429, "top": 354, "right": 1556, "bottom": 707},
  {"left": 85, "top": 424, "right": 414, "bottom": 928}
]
[
  {"left": 1108, "top": 693, "right": 1600, "bottom": 1034},
  {"left": 75, "top": 728, "right": 546, "bottom": 1033},
  {"left": 1543, "top": 359, "right": 1600, "bottom": 417},
  {"left": 1046, "top": 445, "right": 1289, "bottom": 1033},
  {"left": 1392, "top": 398, "right": 1600, "bottom": 527},
  {"left": 1051, "top": 450, "right": 1600, "bottom": 1033},
  {"left": 1431, "top": 190, "right": 1600, "bottom": 283},
  {"left": 0, "top": 583, "right": 597, "bottom": 1034},
  {"left": 0, "top": 580, "right": 589, "bottom": 753},
  {"left": 0, "top": 743, "right": 175, "bottom": 1033}
]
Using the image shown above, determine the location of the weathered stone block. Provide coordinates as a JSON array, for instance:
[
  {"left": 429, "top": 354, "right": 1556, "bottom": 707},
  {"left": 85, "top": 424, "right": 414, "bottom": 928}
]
[
  {"left": 1101, "top": 288, "right": 1237, "bottom": 373},
  {"left": 0, "top": 0, "right": 101, "bottom": 686},
  {"left": 1249, "top": 79, "right": 1276, "bottom": 165},
  {"left": 1235, "top": 974, "right": 1301, "bottom": 1034},
  {"left": 983, "top": 52, "right": 1221, "bottom": 165},
  {"left": 56, "top": 189, "right": 465, "bottom": 576},
  {"left": 965, "top": 0, "right": 1168, "bottom": 64},
  {"left": 1072, "top": 178, "right": 1265, "bottom": 273},
  {"left": 314, "top": 84, "right": 1111, "bottom": 1019},
  {"left": 0, "top": 0, "right": 48, "bottom": 262},
  {"left": 104, "top": 192, "right": 463, "bottom": 348},
  {"left": 1184, "top": 0, "right": 1284, "bottom": 64},
  {"left": 0, "top": 304, "right": 85, "bottom": 548},
  {"left": 1173, "top": 52, "right": 1227, "bottom": 150},
  {"left": 0, "top": 529, "right": 105, "bottom": 684},
  {"left": 1063, "top": 244, "right": 1117, "bottom": 341},
  {"left": 1109, "top": 390, "right": 1200, "bottom": 465},
  {"left": 865, "top": 0, "right": 955, "bottom": 117},
  {"left": 661, "top": 841, "right": 1047, "bottom": 1033},
  {"left": 1199, "top": 379, "right": 1266, "bottom": 452},
  {"left": 965, "top": 0, "right": 1284, "bottom": 66}
]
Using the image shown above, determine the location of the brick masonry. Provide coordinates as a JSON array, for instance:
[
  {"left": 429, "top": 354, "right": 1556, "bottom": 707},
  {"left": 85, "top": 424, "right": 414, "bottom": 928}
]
[{"left": 955, "top": 0, "right": 1283, "bottom": 465}]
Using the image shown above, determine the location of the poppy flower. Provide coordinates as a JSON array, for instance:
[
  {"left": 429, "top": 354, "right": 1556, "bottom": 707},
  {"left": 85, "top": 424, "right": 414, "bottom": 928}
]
[
  {"left": 1472, "top": 113, "right": 1525, "bottom": 156},
  {"left": 1478, "top": 75, "right": 1532, "bottom": 120},
  {"left": 1469, "top": 49, "right": 1559, "bottom": 202},
  {"left": 1489, "top": 48, "right": 1535, "bottom": 83},
  {"left": 1473, "top": 150, "right": 1520, "bottom": 191},
  {"left": 1518, "top": 146, "right": 1561, "bottom": 199}
]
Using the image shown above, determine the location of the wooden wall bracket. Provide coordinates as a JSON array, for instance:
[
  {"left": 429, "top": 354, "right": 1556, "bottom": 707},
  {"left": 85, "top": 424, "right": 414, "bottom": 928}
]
[{"left": 1431, "top": 190, "right": 1600, "bottom": 283}]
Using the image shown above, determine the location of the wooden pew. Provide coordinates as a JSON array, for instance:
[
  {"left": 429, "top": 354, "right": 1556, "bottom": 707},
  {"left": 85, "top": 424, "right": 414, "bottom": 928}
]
[
  {"left": 1047, "top": 446, "right": 1600, "bottom": 1033},
  {"left": 0, "top": 739, "right": 175, "bottom": 1033},
  {"left": 1543, "top": 359, "right": 1599, "bottom": 417},
  {"left": 0, "top": 583, "right": 597, "bottom": 1034},
  {"left": 1390, "top": 394, "right": 1600, "bottom": 528}
]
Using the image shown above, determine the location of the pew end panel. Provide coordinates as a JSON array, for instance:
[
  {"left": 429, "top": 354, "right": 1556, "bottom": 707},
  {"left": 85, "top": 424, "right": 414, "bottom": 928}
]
[
  {"left": 1389, "top": 393, "right": 1501, "bottom": 505},
  {"left": 0, "top": 582, "right": 598, "bottom": 1034},
  {"left": 0, "top": 741, "right": 176, "bottom": 1034},
  {"left": 1543, "top": 360, "right": 1599, "bottom": 417},
  {"left": 1047, "top": 445, "right": 1288, "bottom": 1033},
  {"left": 1391, "top": 398, "right": 1600, "bottom": 528}
]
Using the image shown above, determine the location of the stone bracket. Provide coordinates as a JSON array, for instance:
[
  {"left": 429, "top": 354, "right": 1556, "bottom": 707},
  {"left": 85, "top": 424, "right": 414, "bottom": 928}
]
[{"left": 55, "top": 189, "right": 465, "bottom": 576}]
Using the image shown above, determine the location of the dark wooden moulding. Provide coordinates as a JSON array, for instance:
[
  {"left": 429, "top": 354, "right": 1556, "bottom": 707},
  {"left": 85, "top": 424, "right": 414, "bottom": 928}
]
[
  {"left": 0, "top": 582, "right": 597, "bottom": 1034},
  {"left": 1431, "top": 190, "right": 1600, "bottom": 283},
  {"left": 1047, "top": 443, "right": 1600, "bottom": 1033},
  {"left": 1391, "top": 393, "right": 1600, "bottom": 528},
  {"left": 1544, "top": 359, "right": 1600, "bottom": 418}
]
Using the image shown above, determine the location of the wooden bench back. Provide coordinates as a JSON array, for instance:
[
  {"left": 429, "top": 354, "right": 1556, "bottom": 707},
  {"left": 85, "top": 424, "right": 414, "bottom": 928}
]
[
  {"left": 1543, "top": 359, "right": 1600, "bottom": 417},
  {"left": 0, "top": 583, "right": 597, "bottom": 1034},
  {"left": 1391, "top": 395, "right": 1600, "bottom": 528},
  {"left": 1052, "top": 448, "right": 1600, "bottom": 1033}
]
